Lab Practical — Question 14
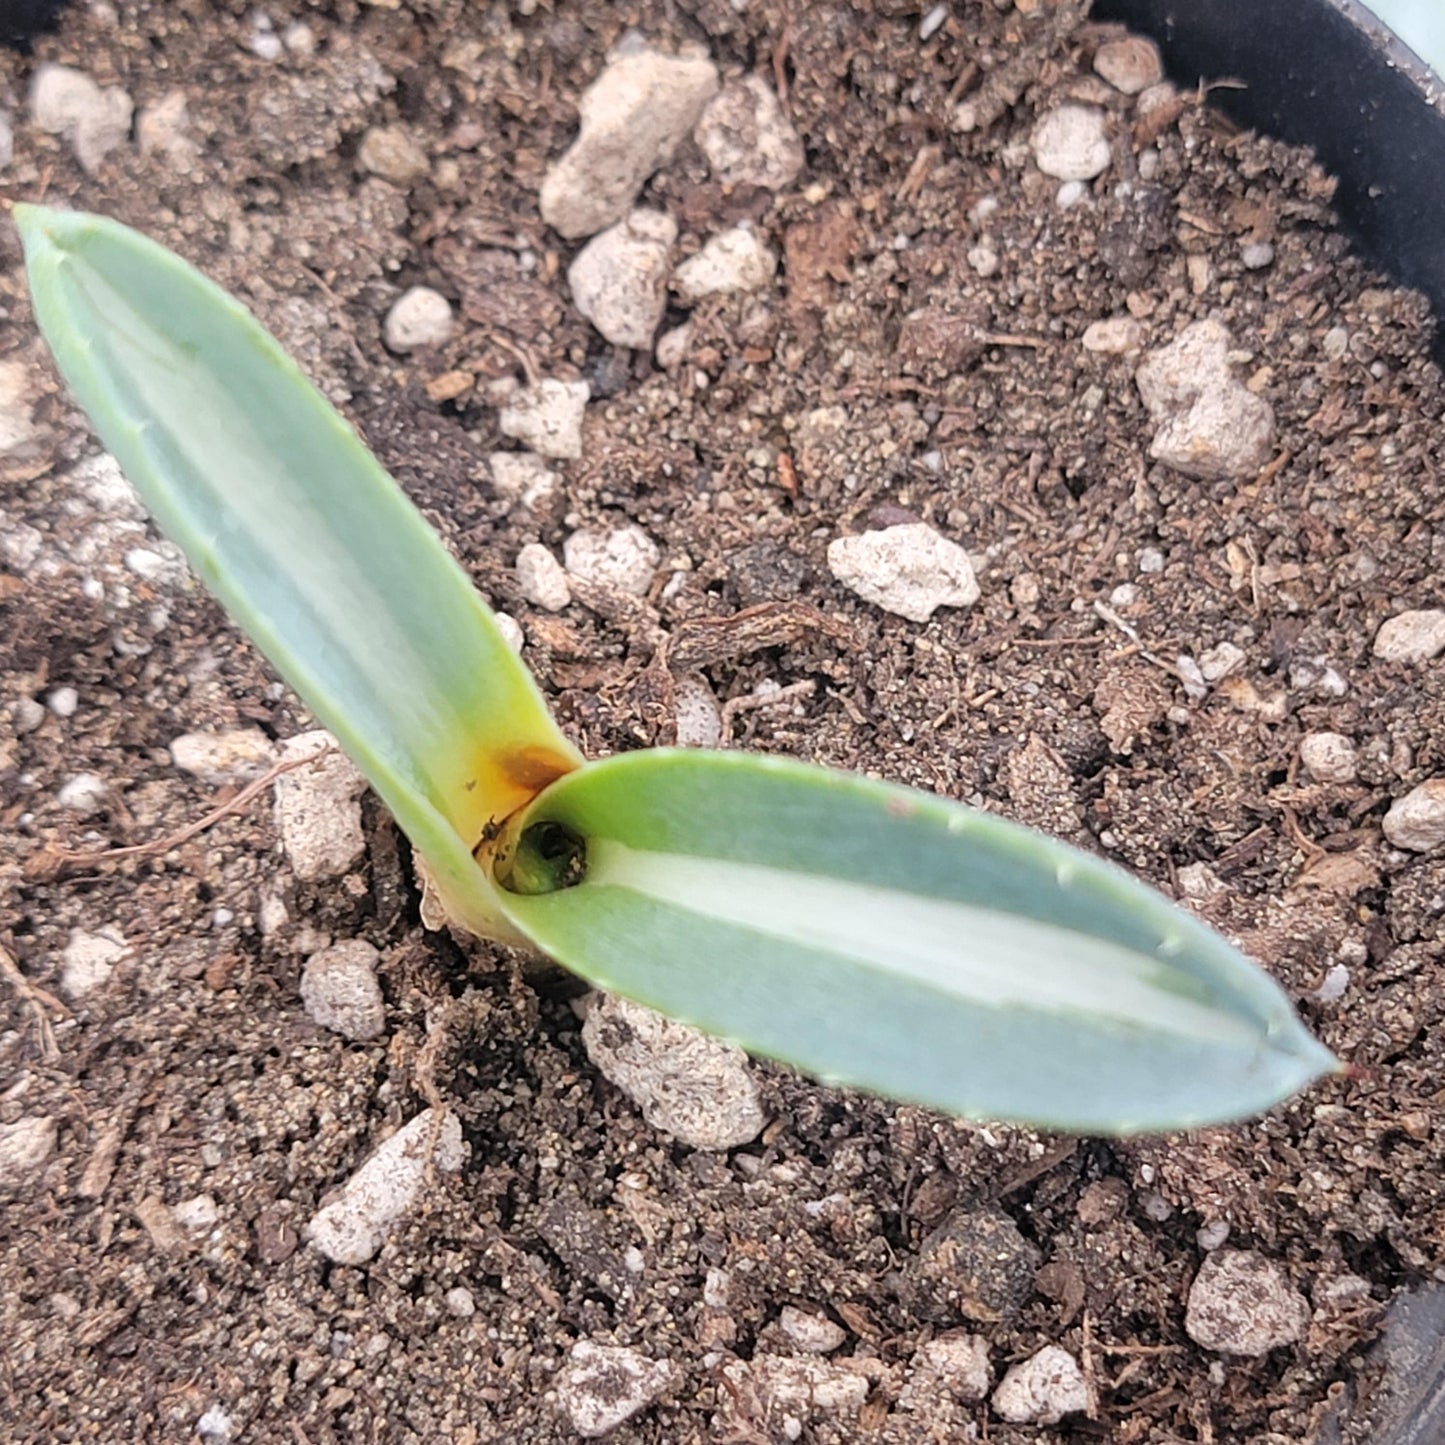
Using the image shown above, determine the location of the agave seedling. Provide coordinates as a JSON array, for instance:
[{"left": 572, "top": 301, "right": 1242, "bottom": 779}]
[{"left": 14, "top": 204, "right": 1339, "bottom": 1134}]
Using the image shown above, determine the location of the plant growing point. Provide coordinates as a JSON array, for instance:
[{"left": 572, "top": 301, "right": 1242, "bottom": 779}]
[{"left": 13, "top": 203, "right": 1342, "bottom": 1134}]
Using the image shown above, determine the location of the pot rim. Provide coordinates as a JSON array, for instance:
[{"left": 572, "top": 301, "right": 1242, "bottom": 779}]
[
  {"left": 1337, "top": 0, "right": 1445, "bottom": 105},
  {"left": 1095, "top": 0, "right": 1445, "bottom": 355}
]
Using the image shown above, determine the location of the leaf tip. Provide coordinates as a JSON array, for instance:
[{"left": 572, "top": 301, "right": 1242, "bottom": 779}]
[
  {"left": 14, "top": 203, "right": 101, "bottom": 267},
  {"left": 13, "top": 202, "right": 77, "bottom": 279},
  {"left": 12, "top": 200, "right": 55, "bottom": 244}
]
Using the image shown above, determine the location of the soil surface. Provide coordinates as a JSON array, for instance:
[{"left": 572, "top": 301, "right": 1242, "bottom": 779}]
[{"left": 2, "top": 2, "right": 1444, "bottom": 1442}]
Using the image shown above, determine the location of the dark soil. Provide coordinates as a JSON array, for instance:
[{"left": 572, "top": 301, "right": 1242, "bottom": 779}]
[{"left": 2, "top": 2, "right": 1444, "bottom": 1441}]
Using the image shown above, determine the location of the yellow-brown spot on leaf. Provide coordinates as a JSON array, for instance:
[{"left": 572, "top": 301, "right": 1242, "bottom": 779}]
[{"left": 500, "top": 744, "right": 581, "bottom": 796}]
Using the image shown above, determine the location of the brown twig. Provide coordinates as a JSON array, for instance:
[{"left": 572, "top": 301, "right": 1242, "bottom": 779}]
[
  {"left": 946, "top": 60, "right": 980, "bottom": 108},
  {"left": 0, "top": 942, "right": 71, "bottom": 1059},
  {"left": 299, "top": 264, "right": 369, "bottom": 373},
  {"left": 1008, "top": 634, "right": 1107, "bottom": 649},
  {"left": 980, "top": 331, "right": 1050, "bottom": 349},
  {"left": 1092, "top": 599, "right": 1187, "bottom": 683},
  {"left": 28, "top": 750, "right": 331, "bottom": 880},
  {"left": 1281, "top": 807, "right": 1327, "bottom": 867},
  {"left": 1082, "top": 1308, "right": 1100, "bottom": 1420},
  {"left": 487, "top": 331, "right": 542, "bottom": 387},
  {"left": 771, "top": 18, "right": 794, "bottom": 115},
  {"left": 720, "top": 679, "right": 816, "bottom": 746},
  {"left": 896, "top": 143, "right": 940, "bottom": 204}
]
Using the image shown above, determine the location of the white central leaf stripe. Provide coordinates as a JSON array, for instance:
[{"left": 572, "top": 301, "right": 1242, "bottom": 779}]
[{"left": 587, "top": 840, "right": 1260, "bottom": 1047}]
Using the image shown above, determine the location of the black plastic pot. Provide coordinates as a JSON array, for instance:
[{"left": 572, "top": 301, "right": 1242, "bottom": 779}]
[
  {"left": 1094, "top": 0, "right": 1445, "bottom": 360},
  {"left": 1092, "top": 6, "right": 1445, "bottom": 1440},
  {"left": 0, "top": 0, "right": 69, "bottom": 50}
]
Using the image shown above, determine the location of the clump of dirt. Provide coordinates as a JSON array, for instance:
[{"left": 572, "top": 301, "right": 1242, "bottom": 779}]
[{"left": 2, "top": 2, "right": 1443, "bottom": 1441}]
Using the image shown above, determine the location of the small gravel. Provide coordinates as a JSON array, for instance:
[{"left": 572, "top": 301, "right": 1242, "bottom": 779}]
[
  {"left": 992, "top": 1345, "right": 1092, "bottom": 1425},
  {"left": 967, "top": 242, "right": 1000, "bottom": 277},
  {"left": 1373, "top": 608, "right": 1445, "bottom": 663},
  {"left": 516, "top": 542, "right": 572, "bottom": 612},
  {"left": 29, "top": 62, "right": 133, "bottom": 174},
  {"left": 1185, "top": 1249, "right": 1310, "bottom": 1356},
  {"left": 827, "top": 522, "right": 980, "bottom": 623},
  {"left": 11, "top": 696, "right": 45, "bottom": 734},
  {"left": 57, "top": 773, "right": 108, "bottom": 814},
  {"left": 672, "top": 224, "right": 778, "bottom": 302},
  {"left": 444, "top": 1286, "right": 476, "bottom": 1318},
  {"left": 299, "top": 940, "right": 386, "bottom": 1042},
  {"left": 1299, "top": 731, "right": 1358, "bottom": 784},
  {"left": 45, "top": 685, "right": 78, "bottom": 718},
  {"left": 357, "top": 124, "right": 428, "bottom": 184},
  {"left": 494, "top": 377, "right": 590, "bottom": 459},
  {"left": 383, "top": 286, "right": 454, "bottom": 352},
  {"left": 563, "top": 524, "right": 660, "bottom": 596},
  {"left": 0, "top": 1116, "right": 57, "bottom": 1193},
  {"left": 487, "top": 452, "right": 559, "bottom": 513},
  {"left": 123, "top": 544, "right": 187, "bottom": 587},
  {"left": 671, "top": 670, "right": 723, "bottom": 747},
  {"left": 273, "top": 730, "right": 367, "bottom": 881},
  {"left": 1382, "top": 779, "right": 1445, "bottom": 852},
  {"left": 919, "top": 5, "right": 950, "bottom": 43},
  {"left": 1197, "top": 1219, "right": 1232, "bottom": 1251},
  {"left": 719, "top": 1354, "right": 869, "bottom": 1419},
  {"left": 694, "top": 75, "right": 803, "bottom": 190},
  {"left": 778, "top": 1306, "right": 847, "bottom": 1354},
  {"left": 900, "top": 1334, "right": 993, "bottom": 1407},
  {"left": 493, "top": 612, "right": 525, "bottom": 653},
  {"left": 1082, "top": 316, "right": 1144, "bottom": 354},
  {"left": 171, "top": 1195, "right": 220, "bottom": 1234},
  {"left": 1093, "top": 36, "right": 1163, "bottom": 95},
  {"left": 136, "top": 90, "right": 198, "bottom": 170},
  {"left": 1196, "top": 641, "right": 1244, "bottom": 682},
  {"left": 1135, "top": 319, "right": 1276, "bottom": 481},
  {"left": 169, "top": 728, "right": 277, "bottom": 786},
  {"left": 580, "top": 992, "right": 765, "bottom": 1150},
  {"left": 304, "top": 1109, "right": 465, "bottom": 1265},
  {"left": 539, "top": 42, "right": 718, "bottom": 238},
  {"left": 654, "top": 321, "right": 692, "bottom": 370},
  {"left": 1031, "top": 103, "right": 1111, "bottom": 181},
  {"left": 568, "top": 209, "right": 676, "bottom": 348},
  {"left": 558, "top": 1340, "right": 673, "bottom": 1438},
  {"left": 194, "top": 1405, "right": 234, "bottom": 1442},
  {"left": 60, "top": 926, "right": 128, "bottom": 1001}
]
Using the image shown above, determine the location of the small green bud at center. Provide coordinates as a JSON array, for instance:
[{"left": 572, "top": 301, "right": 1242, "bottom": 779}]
[{"left": 499, "top": 821, "right": 588, "bottom": 895}]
